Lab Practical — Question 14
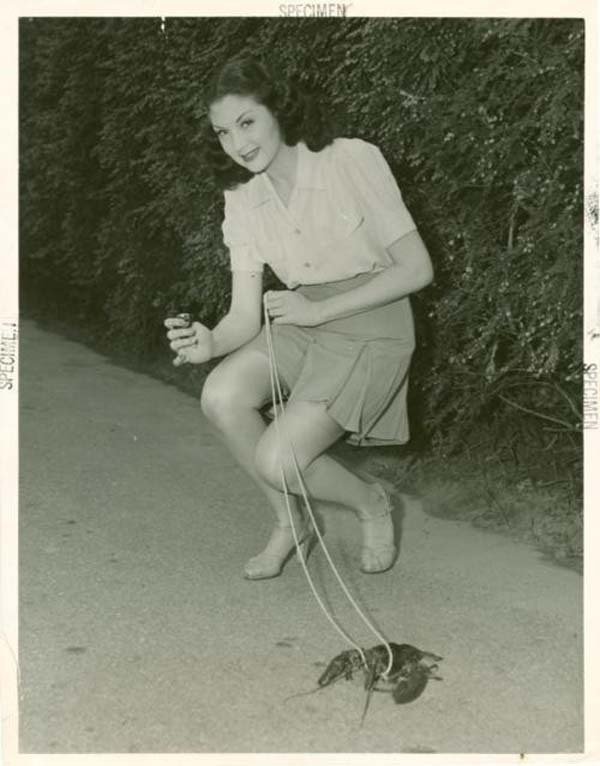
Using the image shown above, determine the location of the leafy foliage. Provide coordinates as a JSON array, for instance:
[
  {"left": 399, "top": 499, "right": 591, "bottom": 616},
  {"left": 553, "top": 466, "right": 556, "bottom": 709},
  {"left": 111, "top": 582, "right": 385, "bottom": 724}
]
[{"left": 20, "top": 17, "right": 584, "bottom": 454}]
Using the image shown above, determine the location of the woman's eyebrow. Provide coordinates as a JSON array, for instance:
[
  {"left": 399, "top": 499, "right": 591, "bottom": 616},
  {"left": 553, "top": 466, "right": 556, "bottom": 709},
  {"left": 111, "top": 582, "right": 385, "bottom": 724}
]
[{"left": 211, "top": 110, "right": 255, "bottom": 130}]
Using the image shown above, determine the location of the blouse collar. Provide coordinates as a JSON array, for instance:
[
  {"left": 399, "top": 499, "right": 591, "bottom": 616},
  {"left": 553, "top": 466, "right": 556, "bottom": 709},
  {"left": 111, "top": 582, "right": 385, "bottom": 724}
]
[{"left": 247, "top": 140, "right": 326, "bottom": 209}]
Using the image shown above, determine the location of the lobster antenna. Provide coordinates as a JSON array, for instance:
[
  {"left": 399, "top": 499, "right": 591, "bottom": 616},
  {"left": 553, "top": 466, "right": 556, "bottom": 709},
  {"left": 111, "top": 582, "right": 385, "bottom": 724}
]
[{"left": 360, "top": 684, "right": 376, "bottom": 727}]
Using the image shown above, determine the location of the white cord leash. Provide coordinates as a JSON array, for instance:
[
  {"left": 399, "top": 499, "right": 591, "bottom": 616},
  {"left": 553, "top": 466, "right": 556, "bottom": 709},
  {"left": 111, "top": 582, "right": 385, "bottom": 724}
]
[{"left": 262, "top": 297, "right": 394, "bottom": 678}]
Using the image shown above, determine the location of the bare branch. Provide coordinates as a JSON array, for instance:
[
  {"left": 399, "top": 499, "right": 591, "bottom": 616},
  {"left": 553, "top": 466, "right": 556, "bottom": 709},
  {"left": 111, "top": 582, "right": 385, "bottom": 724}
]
[{"left": 497, "top": 393, "right": 578, "bottom": 431}]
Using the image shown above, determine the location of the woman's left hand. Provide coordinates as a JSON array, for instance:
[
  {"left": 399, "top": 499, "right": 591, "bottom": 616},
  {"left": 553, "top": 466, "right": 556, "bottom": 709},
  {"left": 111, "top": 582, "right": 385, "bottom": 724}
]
[{"left": 264, "top": 290, "right": 323, "bottom": 327}]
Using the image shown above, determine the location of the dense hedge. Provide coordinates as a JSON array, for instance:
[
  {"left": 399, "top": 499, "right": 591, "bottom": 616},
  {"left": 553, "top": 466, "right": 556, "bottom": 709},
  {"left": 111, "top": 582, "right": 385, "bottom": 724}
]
[{"left": 20, "top": 17, "right": 584, "bottom": 454}]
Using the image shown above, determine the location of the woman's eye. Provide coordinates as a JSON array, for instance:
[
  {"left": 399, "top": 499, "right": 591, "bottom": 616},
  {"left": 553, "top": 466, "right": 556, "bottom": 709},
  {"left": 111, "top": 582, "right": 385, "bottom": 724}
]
[{"left": 241, "top": 120, "right": 254, "bottom": 128}]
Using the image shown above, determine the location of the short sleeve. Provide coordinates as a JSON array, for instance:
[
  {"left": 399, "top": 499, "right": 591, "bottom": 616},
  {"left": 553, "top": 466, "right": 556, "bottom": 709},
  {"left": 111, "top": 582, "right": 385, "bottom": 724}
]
[
  {"left": 222, "top": 188, "right": 264, "bottom": 273},
  {"left": 334, "top": 139, "right": 417, "bottom": 249}
]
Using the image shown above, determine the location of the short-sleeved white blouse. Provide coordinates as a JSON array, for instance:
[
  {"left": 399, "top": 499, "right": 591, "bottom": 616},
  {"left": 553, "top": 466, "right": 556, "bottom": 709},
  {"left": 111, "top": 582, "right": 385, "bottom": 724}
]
[{"left": 221, "top": 137, "right": 417, "bottom": 289}]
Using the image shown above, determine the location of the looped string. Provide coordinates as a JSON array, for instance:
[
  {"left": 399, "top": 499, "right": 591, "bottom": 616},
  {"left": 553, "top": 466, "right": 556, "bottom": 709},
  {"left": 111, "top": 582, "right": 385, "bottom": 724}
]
[{"left": 262, "top": 297, "right": 394, "bottom": 678}]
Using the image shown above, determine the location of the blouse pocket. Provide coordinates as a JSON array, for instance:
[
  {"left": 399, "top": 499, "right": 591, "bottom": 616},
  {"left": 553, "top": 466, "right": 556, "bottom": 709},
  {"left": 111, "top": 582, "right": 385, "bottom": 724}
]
[{"left": 311, "top": 205, "right": 365, "bottom": 253}]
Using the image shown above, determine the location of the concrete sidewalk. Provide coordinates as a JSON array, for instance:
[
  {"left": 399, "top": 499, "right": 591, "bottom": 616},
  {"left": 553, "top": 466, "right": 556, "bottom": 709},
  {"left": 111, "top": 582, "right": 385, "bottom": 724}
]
[{"left": 18, "top": 319, "right": 583, "bottom": 753}]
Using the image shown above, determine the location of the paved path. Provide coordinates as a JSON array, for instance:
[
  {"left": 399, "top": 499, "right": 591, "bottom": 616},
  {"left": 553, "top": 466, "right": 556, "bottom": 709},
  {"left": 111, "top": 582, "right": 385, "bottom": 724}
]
[{"left": 18, "top": 320, "right": 583, "bottom": 754}]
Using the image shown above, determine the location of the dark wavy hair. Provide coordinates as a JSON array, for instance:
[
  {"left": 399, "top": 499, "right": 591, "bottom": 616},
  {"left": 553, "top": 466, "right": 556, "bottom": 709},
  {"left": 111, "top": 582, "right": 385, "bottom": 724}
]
[{"left": 200, "top": 55, "right": 335, "bottom": 191}]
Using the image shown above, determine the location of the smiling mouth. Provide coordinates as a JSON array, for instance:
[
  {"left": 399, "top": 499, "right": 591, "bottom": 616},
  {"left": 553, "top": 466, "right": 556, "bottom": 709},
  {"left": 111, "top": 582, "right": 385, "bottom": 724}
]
[{"left": 241, "top": 148, "right": 259, "bottom": 162}]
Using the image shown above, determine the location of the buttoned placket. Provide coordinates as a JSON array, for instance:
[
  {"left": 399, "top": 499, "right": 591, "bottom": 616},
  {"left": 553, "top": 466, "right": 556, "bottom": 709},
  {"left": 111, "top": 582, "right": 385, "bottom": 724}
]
[{"left": 261, "top": 153, "right": 314, "bottom": 275}]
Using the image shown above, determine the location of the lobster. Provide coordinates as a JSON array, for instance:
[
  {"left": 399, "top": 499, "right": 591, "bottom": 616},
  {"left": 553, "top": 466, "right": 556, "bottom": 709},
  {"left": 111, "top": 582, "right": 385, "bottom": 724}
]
[{"left": 289, "top": 642, "right": 442, "bottom": 724}]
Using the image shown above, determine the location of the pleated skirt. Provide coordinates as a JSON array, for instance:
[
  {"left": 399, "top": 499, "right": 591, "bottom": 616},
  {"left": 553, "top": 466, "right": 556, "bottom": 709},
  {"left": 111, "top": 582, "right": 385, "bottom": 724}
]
[{"left": 247, "top": 271, "right": 416, "bottom": 447}]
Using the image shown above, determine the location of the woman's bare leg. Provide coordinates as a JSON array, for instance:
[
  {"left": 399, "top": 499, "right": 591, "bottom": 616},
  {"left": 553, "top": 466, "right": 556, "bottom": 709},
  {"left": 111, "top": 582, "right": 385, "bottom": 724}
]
[
  {"left": 201, "top": 349, "right": 394, "bottom": 573},
  {"left": 200, "top": 345, "right": 303, "bottom": 529},
  {"left": 254, "top": 400, "right": 396, "bottom": 572},
  {"left": 254, "top": 399, "right": 389, "bottom": 513}
]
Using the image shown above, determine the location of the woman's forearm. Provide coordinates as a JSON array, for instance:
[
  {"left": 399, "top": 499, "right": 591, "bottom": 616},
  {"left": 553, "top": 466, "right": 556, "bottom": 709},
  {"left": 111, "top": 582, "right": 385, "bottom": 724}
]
[
  {"left": 317, "top": 233, "right": 434, "bottom": 324},
  {"left": 210, "top": 310, "right": 261, "bottom": 358}
]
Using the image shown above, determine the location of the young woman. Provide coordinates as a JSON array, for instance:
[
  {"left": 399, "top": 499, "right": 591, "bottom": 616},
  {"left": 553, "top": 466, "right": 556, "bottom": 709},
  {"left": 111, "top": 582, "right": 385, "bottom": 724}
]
[{"left": 165, "top": 55, "right": 433, "bottom": 580}]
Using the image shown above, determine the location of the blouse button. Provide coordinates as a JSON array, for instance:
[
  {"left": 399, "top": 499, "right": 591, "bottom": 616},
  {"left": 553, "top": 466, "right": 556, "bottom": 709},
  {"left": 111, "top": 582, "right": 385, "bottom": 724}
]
[
  {"left": 294, "top": 228, "right": 301, "bottom": 234},
  {"left": 303, "top": 261, "right": 311, "bottom": 268}
]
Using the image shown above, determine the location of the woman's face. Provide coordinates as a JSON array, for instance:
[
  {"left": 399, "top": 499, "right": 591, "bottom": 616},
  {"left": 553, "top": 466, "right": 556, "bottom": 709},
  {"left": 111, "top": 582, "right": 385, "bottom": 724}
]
[{"left": 209, "top": 94, "right": 284, "bottom": 174}]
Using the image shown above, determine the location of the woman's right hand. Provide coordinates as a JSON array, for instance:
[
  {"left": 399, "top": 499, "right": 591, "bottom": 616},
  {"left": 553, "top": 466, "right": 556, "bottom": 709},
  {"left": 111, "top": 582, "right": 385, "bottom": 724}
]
[{"left": 164, "top": 317, "right": 214, "bottom": 366}]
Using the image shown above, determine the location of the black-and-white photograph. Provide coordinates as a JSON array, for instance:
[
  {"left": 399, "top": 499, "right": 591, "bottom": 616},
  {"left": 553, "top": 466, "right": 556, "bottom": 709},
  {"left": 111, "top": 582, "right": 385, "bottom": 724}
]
[{"left": 2, "top": 1, "right": 598, "bottom": 760}]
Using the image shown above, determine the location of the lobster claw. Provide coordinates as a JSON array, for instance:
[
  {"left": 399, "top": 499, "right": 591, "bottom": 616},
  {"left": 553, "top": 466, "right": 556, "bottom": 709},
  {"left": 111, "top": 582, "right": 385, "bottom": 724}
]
[{"left": 392, "top": 665, "right": 430, "bottom": 704}]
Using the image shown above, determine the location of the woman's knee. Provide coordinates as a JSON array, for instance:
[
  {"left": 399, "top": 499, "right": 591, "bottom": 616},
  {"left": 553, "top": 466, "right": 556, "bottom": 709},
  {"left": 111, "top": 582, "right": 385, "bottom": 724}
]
[
  {"left": 254, "top": 433, "right": 298, "bottom": 492},
  {"left": 254, "top": 402, "right": 342, "bottom": 490},
  {"left": 200, "top": 367, "right": 231, "bottom": 425},
  {"left": 200, "top": 353, "right": 269, "bottom": 427}
]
